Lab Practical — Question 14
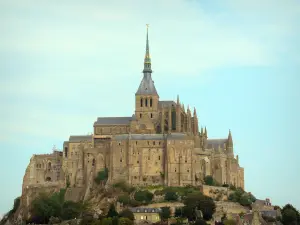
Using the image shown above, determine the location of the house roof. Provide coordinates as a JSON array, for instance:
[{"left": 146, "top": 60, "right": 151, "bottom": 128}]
[
  {"left": 130, "top": 207, "right": 161, "bottom": 213},
  {"left": 114, "top": 133, "right": 187, "bottom": 141},
  {"left": 206, "top": 139, "right": 227, "bottom": 149},
  {"left": 94, "top": 117, "right": 133, "bottom": 126},
  {"left": 69, "top": 135, "right": 93, "bottom": 143}
]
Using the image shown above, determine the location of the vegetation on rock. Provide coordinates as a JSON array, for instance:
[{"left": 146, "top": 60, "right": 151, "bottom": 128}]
[
  {"left": 160, "top": 207, "right": 171, "bottom": 221},
  {"left": 134, "top": 190, "right": 153, "bottom": 204},
  {"left": 95, "top": 168, "right": 109, "bottom": 184},
  {"left": 228, "top": 188, "right": 256, "bottom": 206},
  {"left": 281, "top": 204, "right": 300, "bottom": 225}
]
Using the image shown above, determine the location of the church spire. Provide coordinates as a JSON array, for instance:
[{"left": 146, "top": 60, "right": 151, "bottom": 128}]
[{"left": 143, "top": 24, "right": 152, "bottom": 73}]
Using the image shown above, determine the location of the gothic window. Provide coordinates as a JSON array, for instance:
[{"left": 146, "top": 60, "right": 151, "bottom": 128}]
[
  {"left": 150, "top": 98, "right": 153, "bottom": 107},
  {"left": 151, "top": 113, "right": 153, "bottom": 118},
  {"left": 137, "top": 160, "right": 139, "bottom": 164},
  {"left": 145, "top": 99, "right": 148, "bottom": 107},
  {"left": 92, "top": 158, "right": 95, "bottom": 166},
  {"left": 140, "top": 98, "right": 143, "bottom": 107},
  {"left": 158, "top": 156, "right": 161, "bottom": 160},
  {"left": 64, "top": 147, "right": 68, "bottom": 158},
  {"left": 140, "top": 113, "right": 142, "bottom": 118}
]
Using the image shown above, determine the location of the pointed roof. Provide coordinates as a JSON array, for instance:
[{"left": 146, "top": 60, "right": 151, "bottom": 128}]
[
  {"left": 227, "top": 129, "right": 233, "bottom": 147},
  {"left": 136, "top": 25, "right": 158, "bottom": 96}
]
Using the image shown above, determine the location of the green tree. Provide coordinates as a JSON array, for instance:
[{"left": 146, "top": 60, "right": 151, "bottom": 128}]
[
  {"left": 107, "top": 204, "right": 119, "bottom": 218},
  {"left": 182, "top": 192, "right": 215, "bottom": 221},
  {"left": 118, "top": 217, "right": 134, "bottom": 225},
  {"left": 160, "top": 207, "right": 171, "bottom": 221},
  {"left": 164, "top": 191, "right": 178, "bottom": 201},
  {"left": 174, "top": 208, "right": 183, "bottom": 218},
  {"left": 119, "top": 209, "right": 134, "bottom": 221},
  {"left": 282, "top": 204, "right": 300, "bottom": 225},
  {"left": 134, "top": 190, "right": 153, "bottom": 204}
]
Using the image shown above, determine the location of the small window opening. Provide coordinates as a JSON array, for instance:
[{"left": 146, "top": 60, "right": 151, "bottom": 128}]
[
  {"left": 150, "top": 98, "right": 153, "bottom": 107},
  {"left": 140, "top": 113, "right": 142, "bottom": 118},
  {"left": 151, "top": 113, "right": 153, "bottom": 118},
  {"left": 145, "top": 99, "right": 148, "bottom": 107},
  {"left": 140, "top": 98, "right": 143, "bottom": 107}
]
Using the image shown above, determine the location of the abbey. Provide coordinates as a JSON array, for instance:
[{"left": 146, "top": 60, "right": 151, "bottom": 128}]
[{"left": 22, "top": 27, "right": 244, "bottom": 201}]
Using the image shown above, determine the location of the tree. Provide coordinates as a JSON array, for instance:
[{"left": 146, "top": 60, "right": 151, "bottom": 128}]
[
  {"left": 282, "top": 204, "right": 300, "bottom": 225},
  {"left": 164, "top": 191, "right": 178, "bottom": 201},
  {"left": 182, "top": 192, "right": 216, "bottom": 221},
  {"left": 118, "top": 217, "right": 134, "bottom": 225},
  {"left": 107, "top": 204, "right": 119, "bottom": 218},
  {"left": 174, "top": 208, "right": 183, "bottom": 218},
  {"left": 119, "top": 209, "right": 134, "bottom": 221},
  {"left": 160, "top": 207, "right": 171, "bottom": 221},
  {"left": 134, "top": 190, "right": 153, "bottom": 204}
]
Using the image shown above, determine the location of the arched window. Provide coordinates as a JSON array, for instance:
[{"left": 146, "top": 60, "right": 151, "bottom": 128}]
[
  {"left": 46, "top": 177, "right": 51, "bottom": 182},
  {"left": 140, "top": 98, "right": 143, "bottom": 107},
  {"left": 150, "top": 113, "right": 153, "bottom": 118},
  {"left": 64, "top": 147, "right": 68, "bottom": 158},
  {"left": 150, "top": 98, "right": 153, "bottom": 107},
  {"left": 145, "top": 98, "right": 148, "bottom": 107},
  {"left": 92, "top": 158, "right": 95, "bottom": 166}
]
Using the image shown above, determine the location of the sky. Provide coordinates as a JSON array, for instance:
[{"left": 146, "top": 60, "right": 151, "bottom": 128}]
[{"left": 0, "top": 0, "right": 300, "bottom": 216}]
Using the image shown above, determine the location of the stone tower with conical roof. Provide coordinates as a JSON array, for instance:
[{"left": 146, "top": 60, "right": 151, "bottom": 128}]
[{"left": 135, "top": 25, "right": 159, "bottom": 122}]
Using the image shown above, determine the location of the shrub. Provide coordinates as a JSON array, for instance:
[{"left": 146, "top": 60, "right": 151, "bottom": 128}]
[
  {"left": 164, "top": 191, "right": 178, "bottom": 201},
  {"left": 113, "top": 181, "right": 135, "bottom": 193},
  {"left": 118, "top": 217, "right": 134, "bottom": 225},
  {"left": 95, "top": 168, "right": 109, "bottom": 184},
  {"left": 117, "top": 195, "right": 131, "bottom": 205},
  {"left": 134, "top": 190, "right": 153, "bottom": 204},
  {"left": 119, "top": 209, "right": 134, "bottom": 221},
  {"left": 160, "top": 207, "right": 171, "bottom": 221}
]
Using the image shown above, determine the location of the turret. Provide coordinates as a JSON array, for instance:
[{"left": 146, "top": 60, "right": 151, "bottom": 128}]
[
  {"left": 227, "top": 129, "right": 234, "bottom": 157},
  {"left": 176, "top": 95, "right": 181, "bottom": 132},
  {"left": 193, "top": 107, "right": 199, "bottom": 136}
]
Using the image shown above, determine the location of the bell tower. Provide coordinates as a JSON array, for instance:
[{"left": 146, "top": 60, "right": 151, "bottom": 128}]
[{"left": 135, "top": 25, "right": 159, "bottom": 121}]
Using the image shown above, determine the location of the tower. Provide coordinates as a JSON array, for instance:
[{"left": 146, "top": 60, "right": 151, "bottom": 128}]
[{"left": 135, "top": 25, "right": 159, "bottom": 121}]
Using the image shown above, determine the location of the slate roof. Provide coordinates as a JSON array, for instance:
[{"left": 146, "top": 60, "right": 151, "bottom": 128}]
[
  {"left": 261, "top": 210, "right": 277, "bottom": 218},
  {"left": 94, "top": 117, "right": 133, "bottom": 125},
  {"left": 130, "top": 207, "right": 162, "bottom": 213},
  {"left": 69, "top": 135, "right": 93, "bottom": 143},
  {"left": 136, "top": 74, "right": 158, "bottom": 95},
  {"left": 206, "top": 139, "right": 227, "bottom": 149},
  {"left": 114, "top": 133, "right": 186, "bottom": 141},
  {"left": 158, "top": 101, "right": 176, "bottom": 108}
]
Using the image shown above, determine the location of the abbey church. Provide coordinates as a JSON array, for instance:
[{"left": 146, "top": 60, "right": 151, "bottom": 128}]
[{"left": 21, "top": 27, "right": 244, "bottom": 204}]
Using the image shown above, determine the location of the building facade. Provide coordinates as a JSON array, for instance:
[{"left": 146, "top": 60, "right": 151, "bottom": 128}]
[{"left": 22, "top": 27, "right": 244, "bottom": 199}]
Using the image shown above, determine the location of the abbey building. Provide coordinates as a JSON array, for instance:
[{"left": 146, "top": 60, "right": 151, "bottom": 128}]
[{"left": 22, "top": 27, "right": 244, "bottom": 202}]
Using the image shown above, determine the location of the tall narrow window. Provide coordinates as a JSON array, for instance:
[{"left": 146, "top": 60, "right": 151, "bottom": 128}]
[
  {"left": 151, "top": 113, "right": 153, "bottom": 118},
  {"left": 64, "top": 147, "right": 68, "bottom": 158},
  {"left": 140, "top": 113, "right": 142, "bottom": 118},
  {"left": 145, "top": 99, "right": 148, "bottom": 107},
  {"left": 150, "top": 98, "right": 153, "bottom": 107},
  {"left": 140, "top": 98, "right": 143, "bottom": 107}
]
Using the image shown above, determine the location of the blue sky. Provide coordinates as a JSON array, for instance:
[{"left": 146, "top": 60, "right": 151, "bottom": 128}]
[{"left": 0, "top": 0, "right": 300, "bottom": 216}]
